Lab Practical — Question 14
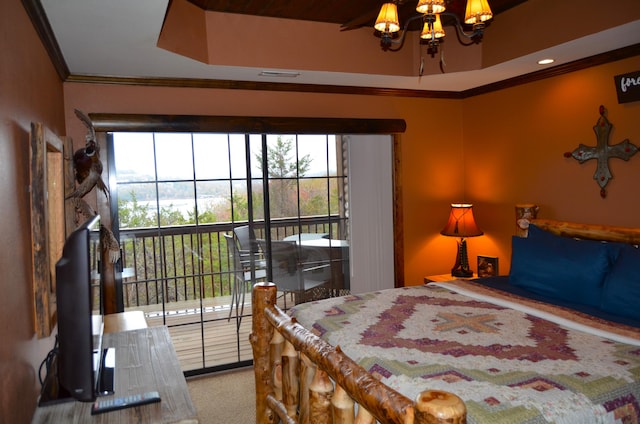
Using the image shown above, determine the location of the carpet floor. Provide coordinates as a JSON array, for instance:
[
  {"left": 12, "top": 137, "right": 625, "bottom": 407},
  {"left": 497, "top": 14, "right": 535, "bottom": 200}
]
[{"left": 187, "top": 367, "right": 256, "bottom": 424}]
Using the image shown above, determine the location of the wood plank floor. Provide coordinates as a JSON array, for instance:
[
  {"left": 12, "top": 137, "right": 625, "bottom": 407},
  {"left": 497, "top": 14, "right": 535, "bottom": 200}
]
[{"left": 126, "top": 292, "right": 294, "bottom": 372}]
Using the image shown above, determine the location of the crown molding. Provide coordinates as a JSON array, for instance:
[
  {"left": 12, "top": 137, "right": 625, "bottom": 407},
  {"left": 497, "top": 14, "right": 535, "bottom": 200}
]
[
  {"left": 21, "top": 0, "right": 69, "bottom": 80},
  {"left": 62, "top": 44, "right": 640, "bottom": 98},
  {"left": 65, "top": 74, "right": 464, "bottom": 99}
]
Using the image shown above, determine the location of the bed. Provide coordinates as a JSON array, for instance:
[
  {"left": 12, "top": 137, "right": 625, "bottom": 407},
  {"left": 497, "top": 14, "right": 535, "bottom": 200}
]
[{"left": 250, "top": 218, "right": 640, "bottom": 424}]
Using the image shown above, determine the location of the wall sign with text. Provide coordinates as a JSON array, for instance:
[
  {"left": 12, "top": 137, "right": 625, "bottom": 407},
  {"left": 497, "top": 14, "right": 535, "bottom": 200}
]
[{"left": 614, "top": 71, "right": 640, "bottom": 104}]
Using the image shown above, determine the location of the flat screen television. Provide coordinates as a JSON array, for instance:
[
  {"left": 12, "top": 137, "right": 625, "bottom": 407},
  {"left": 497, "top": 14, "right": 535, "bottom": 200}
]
[{"left": 47, "top": 214, "right": 113, "bottom": 403}]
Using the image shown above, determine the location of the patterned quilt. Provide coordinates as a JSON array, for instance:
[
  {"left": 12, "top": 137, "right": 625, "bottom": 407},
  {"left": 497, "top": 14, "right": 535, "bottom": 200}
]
[{"left": 289, "top": 282, "right": 640, "bottom": 424}]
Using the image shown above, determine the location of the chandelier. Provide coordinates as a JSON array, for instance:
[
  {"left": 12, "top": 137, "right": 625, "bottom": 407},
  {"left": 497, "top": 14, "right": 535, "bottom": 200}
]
[{"left": 374, "top": 0, "right": 493, "bottom": 51}]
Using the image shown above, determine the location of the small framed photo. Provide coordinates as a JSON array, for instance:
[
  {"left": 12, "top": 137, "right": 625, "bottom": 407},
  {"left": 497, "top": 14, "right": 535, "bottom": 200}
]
[{"left": 477, "top": 255, "right": 499, "bottom": 278}]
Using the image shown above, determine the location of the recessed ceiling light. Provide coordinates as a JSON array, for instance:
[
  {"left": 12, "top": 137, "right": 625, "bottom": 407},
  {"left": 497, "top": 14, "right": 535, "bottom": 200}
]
[
  {"left": 259, "top": 70, "right": 301, "bottom": 78},
  {"left": 537, "top": 58, "right": 555, "bottom": 65}
]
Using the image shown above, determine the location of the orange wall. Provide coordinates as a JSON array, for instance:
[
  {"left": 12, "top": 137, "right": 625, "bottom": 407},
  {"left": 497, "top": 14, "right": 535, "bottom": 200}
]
[
  {"left": 157, "top": 0, "right": 482, "bottom": 77},
  {"left": 63, "top": 54, "right": 640, "bottom": 287},
  {"left": 482, "top": 0, "right": 640, "bottom": 67},
  {"left": 463, "top": 56, "right": 640, "bottom": 277},
  {"left": 158, "top": 0, "right": 640, "bottom": 80},
  {"left": 0, "top": 0, "right": 66, "bottom": 421}
]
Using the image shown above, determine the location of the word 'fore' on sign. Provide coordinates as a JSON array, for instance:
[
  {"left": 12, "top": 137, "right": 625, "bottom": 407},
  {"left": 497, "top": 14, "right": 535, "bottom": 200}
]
[{"left": 614, "top": 71, "right": 640, "bottom": 104}]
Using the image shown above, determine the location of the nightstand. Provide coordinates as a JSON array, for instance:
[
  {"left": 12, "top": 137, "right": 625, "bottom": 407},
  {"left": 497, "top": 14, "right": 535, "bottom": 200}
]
[{"left": 424, "top": 274, "right": 476, "bottom": 284}]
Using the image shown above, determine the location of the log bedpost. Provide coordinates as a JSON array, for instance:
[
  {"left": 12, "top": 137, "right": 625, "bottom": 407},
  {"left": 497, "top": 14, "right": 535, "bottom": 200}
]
[
  {"left": 270, "top": 330, "right": 284, "bottom": 401},
  {"left": 250, "top": 283, "right": 278, "bottom": 424},
  {"left": 414, "top": 390, "right": 466, "bottom": 424},
  {"left": 299, "top": 353, "right": 316, "bottom": 424},
  {"left": 331, "top": 384, "right": 355, "bottom": 424},
  {"left": 354, "top": 406, "right": 376, "bottom": 424},
  {"left": 308, "top": 368, "right": 334, "bottom": 424},
  {"left": 282, "top": 339, "right": 300, "bottom": 418}
]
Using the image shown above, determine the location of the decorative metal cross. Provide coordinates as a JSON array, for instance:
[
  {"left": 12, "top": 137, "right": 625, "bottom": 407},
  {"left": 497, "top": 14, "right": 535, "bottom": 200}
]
[{"left": 564, "top": 105, "right": 638, "bottom": 198}]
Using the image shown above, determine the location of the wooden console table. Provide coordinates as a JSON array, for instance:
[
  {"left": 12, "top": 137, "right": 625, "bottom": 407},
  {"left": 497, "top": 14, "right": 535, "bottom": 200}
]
[
  {"left": 32, "top": 326, "right": 198, "bottom": 423},
  {"left": 104, "top": 310, "right": 148, "bottom": 333}
]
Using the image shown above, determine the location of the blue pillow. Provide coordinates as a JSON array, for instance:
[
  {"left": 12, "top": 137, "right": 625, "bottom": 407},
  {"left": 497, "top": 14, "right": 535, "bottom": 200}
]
[
  {"left": 526, "top": 223, "right": 553, "bottom": 240},
  {"left": 600, "top": 244, "right": 640, "bottom": 320},
  {"left": 528, "top": 223, "right": 625, "bottom": 262},
  {"left": 509, "top": 233, "right": 613, "bottom": 307}
]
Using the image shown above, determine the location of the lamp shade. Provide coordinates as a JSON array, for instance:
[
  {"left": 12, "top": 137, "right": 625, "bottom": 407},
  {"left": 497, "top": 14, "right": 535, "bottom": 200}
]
[
  {"left": 464, "top": 0, "right": 493, "bottom": 25},
  {"left": 375, "top": 3, "right": 400, "bottom": 33},
  {"left": 420, "top": 14, "right": 445, "bottom": 40},
  {"left": 416, "top": 0, "right": 446, "bottom": 15},
  {"left": 440, "top": 203, "right": 483, "bottom": 237}
]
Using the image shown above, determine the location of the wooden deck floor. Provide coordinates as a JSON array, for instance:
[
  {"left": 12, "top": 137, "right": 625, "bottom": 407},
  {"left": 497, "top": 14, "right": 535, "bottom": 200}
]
[{"left": 126, "top": 292, "right": 293, "bottom": 372}]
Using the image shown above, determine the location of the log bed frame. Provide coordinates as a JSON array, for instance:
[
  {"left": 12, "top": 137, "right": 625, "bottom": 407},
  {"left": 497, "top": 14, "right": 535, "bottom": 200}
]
[{"left": 250, "top": 218, "right": 640, "bottom": 424}]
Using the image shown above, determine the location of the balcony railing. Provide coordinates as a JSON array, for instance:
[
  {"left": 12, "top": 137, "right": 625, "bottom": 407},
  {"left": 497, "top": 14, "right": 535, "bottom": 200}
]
[{"left": 109, "top": 215, "right": 345, "bottom": 309}]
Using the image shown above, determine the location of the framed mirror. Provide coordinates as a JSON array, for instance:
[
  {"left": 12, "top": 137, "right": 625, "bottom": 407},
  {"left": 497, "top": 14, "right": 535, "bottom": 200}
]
[{"left": 29, "top": 122, "right": 71, "bottom": 338}]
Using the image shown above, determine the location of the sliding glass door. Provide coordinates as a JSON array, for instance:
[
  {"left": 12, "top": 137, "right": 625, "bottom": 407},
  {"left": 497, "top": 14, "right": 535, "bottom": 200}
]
[{"left": 108, "top": 130, "right": 350, "bottom": 373}]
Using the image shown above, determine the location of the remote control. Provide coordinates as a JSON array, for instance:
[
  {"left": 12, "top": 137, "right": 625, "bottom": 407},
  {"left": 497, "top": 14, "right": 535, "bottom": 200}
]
[{"left": 91, "top": 391, "right": 161, "bottom": 415}]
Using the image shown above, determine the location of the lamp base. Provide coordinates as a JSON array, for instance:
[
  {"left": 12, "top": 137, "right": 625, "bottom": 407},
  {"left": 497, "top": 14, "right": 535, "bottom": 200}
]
[
  {"left": 451, "top": 267, "right": 474, "bottom": 278},
  {"left": 450, "top": 238, "right": 474, "bottom": 278}
]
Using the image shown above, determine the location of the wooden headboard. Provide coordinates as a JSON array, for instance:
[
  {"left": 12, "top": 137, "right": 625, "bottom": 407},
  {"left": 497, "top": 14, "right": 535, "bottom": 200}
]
[{"left": 531, "top": 218, "right": 640, "bottom": 245}]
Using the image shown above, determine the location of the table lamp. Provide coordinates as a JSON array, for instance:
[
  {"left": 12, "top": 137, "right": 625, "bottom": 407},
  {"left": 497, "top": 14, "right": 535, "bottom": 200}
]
[{"left": 440, "top": 203, "right": 483, "bottom": 277}]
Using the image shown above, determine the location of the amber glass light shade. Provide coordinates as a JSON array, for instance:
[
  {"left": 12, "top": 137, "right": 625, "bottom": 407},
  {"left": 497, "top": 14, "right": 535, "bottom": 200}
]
[
  {"left": 375, "top": 3, "right": 400, "bottom": 33},
  {"left": 420, "top": 14, "right": 445, "bottom": 40},
  {"left": 440, "top": 204, "right": 483, "bottom": 237},
  {"left": 416, "top": 0, "right": 446, "bottom": 15},
  {"left": 464, "top": 0, "right": 493, "bottom": 25}
]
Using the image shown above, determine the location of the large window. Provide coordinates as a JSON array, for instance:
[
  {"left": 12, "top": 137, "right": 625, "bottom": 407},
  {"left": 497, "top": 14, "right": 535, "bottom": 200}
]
[
  {"left": 109, "top": 132, "right": 348, "bottom": 308},
  {"left": 113, "top": 133, "right": 346, "bottom": 232}
]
